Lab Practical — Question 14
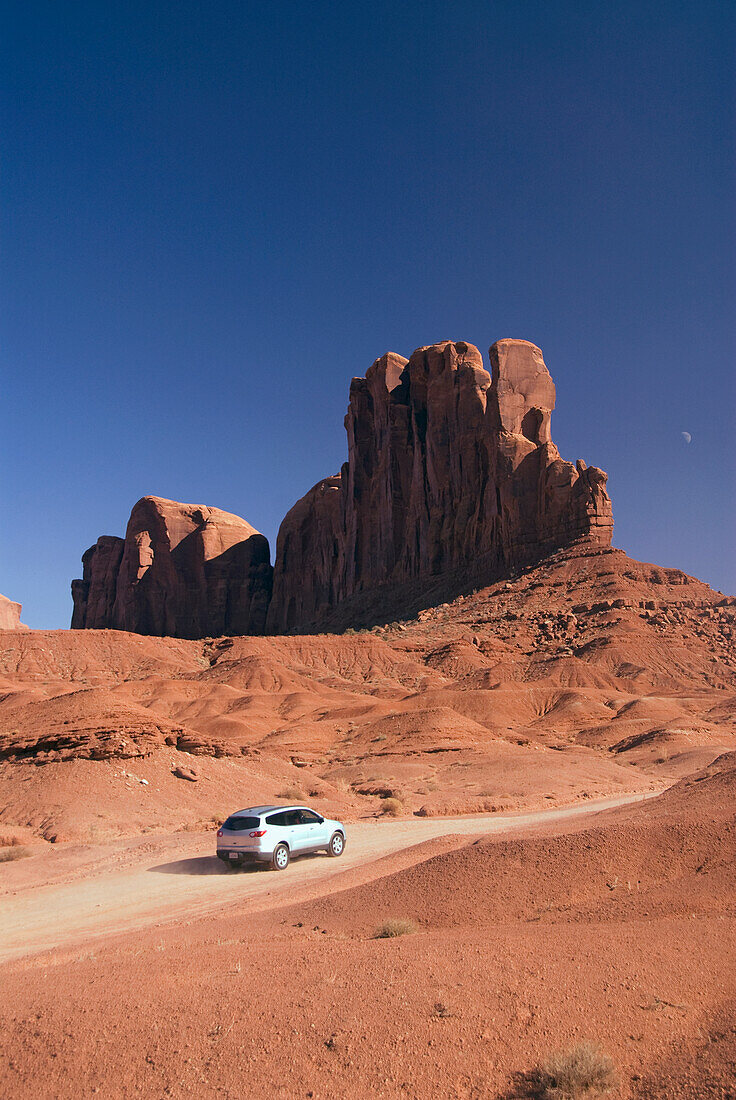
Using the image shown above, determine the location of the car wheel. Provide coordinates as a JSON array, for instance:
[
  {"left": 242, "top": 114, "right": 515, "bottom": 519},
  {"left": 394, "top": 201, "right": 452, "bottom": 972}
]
[
  {"left": 327, "top": 832, "right": 345, "bottom": 857},
  {"left": 272, "top": 843, "right": 290, "bottom": 871}
]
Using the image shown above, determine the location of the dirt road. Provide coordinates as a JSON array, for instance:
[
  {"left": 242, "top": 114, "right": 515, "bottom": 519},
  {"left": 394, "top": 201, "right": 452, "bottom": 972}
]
[{"left": 0, "top": 792, "right": 654, "bottom": 963}]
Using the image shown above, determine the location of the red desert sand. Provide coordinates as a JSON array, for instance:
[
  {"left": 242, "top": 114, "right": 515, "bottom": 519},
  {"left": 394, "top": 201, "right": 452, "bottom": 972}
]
[
  {"left": 1, "top": 339, "right": 734, "bottom": 1096},
  {"left": 1, "top": 542, "right": 734, "bottom": 1097}
]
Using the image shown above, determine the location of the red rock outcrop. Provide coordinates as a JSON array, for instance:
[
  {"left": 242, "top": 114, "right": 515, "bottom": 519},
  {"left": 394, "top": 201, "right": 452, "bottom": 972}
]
[
  {"left": 71, "top": 497, "right": 272, "bottom": 637},
  {"left": 267, "top": 339, "right": 613, "bottom": 631},
  {"left": 70, "top": 338, "right": 613, "bottom": 638},
  {"left": 0, "top": 593, "right": 26, "bottom": 630}
]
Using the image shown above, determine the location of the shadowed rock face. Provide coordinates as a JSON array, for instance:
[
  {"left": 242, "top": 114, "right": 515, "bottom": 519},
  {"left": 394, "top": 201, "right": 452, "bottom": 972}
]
[
  {"left": 71, "top": 497, "right": 273, "bottom": 637},
  {"left": 71, "top": 338, "right": 613, "bottom": 638},
  {"left": 267, "top": 339, "right": 613, "bottom": 632}
]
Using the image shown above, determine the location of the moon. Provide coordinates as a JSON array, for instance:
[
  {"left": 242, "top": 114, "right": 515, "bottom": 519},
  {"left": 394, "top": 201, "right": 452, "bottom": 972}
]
[{"left": 681, "top": 431, "right": 692, "bottom": 444}]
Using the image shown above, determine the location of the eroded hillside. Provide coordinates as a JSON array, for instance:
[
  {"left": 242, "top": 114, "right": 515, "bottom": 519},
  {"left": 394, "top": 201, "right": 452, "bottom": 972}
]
[{"left": 1, "top": 544, "right": 734, "bottom": 842}]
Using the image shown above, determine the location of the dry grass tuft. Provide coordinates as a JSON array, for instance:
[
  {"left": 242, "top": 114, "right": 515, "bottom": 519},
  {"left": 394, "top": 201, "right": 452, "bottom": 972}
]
[
  {"left": 0, "top": 845, "right": 34, "bottom": 862},
  {"left": 531, "top": 1041, "right": 618, "bottom": 1099},
  {"left": 381, "top": 797, "right": 403, "bottom": 816},
  {"left": 277, "top": 786, "right": 305, "bottom": 801},
  {"left": 373, "top": 918, "right": 418, "bottom": 939},
  {"left": 0, "top": 833, "right": 24, "bottom": 847}
]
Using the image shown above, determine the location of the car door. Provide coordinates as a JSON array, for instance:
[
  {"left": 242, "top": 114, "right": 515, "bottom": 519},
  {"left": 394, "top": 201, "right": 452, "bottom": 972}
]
[
  {"left": 266, "top": 809, "right": 298, "bottom": 851},
  {"left": 298, "top": 809, "right": 328, "bottom": 850},
  {"left": 287, "top": 809, "right": 312, "bottom": 852}
]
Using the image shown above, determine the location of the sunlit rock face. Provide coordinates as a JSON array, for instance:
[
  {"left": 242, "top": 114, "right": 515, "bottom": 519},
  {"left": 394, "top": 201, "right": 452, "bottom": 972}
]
[
  {"left": 71, "top": 497, "right": 273, "bottom": 637},
  {"left": 71, "top": 338, "right": 613, "bottom": 638},
  {"left": 0, "top": 593, "right": 26, "bottom": 631},
  {"left": 267, "top": 338, "right": 613, "bottom": 632}
]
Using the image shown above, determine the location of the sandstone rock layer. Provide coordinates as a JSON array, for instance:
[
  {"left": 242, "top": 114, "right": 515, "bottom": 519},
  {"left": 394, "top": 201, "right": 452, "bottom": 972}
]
[
  {"left": 0, "top": 593, "right": 26, "bottom": 631},
  {"left": 71, "top": 497, "right": 272, "bottom": 637},
  {"left": 71, "top": 337, "right": 613, "bottom": 638},
  {"left": 267, "top": 339, "right": 613, "bottom": 631}
]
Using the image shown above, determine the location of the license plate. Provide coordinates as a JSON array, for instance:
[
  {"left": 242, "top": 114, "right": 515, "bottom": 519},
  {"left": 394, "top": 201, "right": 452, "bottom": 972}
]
[{"left": 229, "top": 851, "right": 240, "bottom": 859}]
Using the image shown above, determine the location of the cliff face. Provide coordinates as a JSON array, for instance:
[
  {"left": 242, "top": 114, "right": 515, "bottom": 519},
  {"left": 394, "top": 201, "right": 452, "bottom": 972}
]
[
  {"left": 71, "top": 338, "right": 613, "bottom": 638},
  {"left": 0, "top": 593, "right": 26, "bottom": 631},
  {"left": 71, "top": 497, "right": 272, "bottom": 638},
  {"left": 266, "top": 339, "right": 612, "bottom": 632}
]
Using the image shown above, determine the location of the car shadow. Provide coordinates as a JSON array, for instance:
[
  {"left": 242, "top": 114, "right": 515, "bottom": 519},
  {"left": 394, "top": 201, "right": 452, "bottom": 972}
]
[
  {"left": 147, "top": 856, "right": 259, "bottom": 876},
  {"left": 149, "top": 850, "right": 333, "bottom": 876}
]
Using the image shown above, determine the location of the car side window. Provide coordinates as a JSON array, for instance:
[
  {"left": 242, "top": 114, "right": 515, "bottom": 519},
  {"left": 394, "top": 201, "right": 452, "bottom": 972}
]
[
  {"left": 266, "top": 811, "right": 290, "bottom": 827},
  {"left": 286, "top": 810, "right": 303, "bottom": 827},
  {"left": 299, "top": 810, "right": 321, "bottom": 824}
]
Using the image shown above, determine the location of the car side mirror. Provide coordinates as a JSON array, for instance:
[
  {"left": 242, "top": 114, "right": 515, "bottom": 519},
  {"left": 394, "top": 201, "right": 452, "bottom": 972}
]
[{"left": 317, "top": 816, "right": 324, "bottom": 824}]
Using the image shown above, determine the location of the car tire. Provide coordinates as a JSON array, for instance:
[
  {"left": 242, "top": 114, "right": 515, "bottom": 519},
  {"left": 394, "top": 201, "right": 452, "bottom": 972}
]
[
  {"left": 272, "top": 843, "right": 290, "bottom": 871},
  {"left": 327, "top": 832, "right": 345, "bottom": 857}
]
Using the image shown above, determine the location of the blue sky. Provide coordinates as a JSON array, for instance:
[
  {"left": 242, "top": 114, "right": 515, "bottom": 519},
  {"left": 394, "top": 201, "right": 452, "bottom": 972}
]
[{"left": 2, "top": 0, "right": 735, "bottom": 628}]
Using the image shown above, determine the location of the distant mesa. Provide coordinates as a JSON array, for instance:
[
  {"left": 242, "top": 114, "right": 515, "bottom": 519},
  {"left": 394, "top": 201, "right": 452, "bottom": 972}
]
[
  {"left": 72, "top": 338, "right": 613, "bottom": 638},
  {"left": 0, "top": 593, "right": 27, "bottom": 631},
  {"left": 71, "top": 496, "right": 272, "bottom": 638}
]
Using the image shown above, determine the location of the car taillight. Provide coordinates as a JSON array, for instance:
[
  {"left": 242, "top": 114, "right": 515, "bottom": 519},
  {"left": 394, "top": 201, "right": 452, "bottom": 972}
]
[
  {"left": 249, "top": 829, "right": 267, "bottom": 838},
  {"left": 217, "top": 830, "right": 223, "bottom": 837}
]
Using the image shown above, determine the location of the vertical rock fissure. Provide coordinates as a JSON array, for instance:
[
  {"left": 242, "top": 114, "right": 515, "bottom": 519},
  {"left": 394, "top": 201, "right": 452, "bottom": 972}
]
[
  {"left": 72, "top": 337, "right": 613, "bottom": 638},
  {"left": 266, "top": 337, "right": 613, "bottom": 632}
]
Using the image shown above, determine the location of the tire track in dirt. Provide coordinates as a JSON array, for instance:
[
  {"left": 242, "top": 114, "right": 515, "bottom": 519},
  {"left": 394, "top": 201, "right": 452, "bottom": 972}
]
[{"left": 0, "top": 792, "right": 655, "bottom": 963}]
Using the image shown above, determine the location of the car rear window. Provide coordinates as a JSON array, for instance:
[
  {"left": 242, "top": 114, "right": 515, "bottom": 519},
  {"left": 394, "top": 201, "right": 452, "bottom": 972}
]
[{"left": 223, "top": 815, "right": 261, "bottom": 831}]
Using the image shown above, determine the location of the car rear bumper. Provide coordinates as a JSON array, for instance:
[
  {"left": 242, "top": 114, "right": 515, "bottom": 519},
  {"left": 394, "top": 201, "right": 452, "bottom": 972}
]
[{"left": 217, "top": 847, "right": 273, "bottom": 863}]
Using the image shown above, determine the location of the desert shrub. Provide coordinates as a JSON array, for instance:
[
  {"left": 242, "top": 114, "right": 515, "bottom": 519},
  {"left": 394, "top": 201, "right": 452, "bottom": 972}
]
[
  {"left": 278, "top": 786, "right": 305, "bottom": 801},
  {"left": 329, "top": 777, "right": 353, "bottom": 794},
  {"left": 0, "top": 845, "right": 33, "bottom": 862},
  {"left": 531, "top": 1042, "right": 618, "bottom": 1099},
  {"left": 381, "top": 797, "right": 403, "bottom": 816},
  {"left": 0, "top": 834, "right": 23, "bottom": 847},
  {"left": 373, "top": 918, "right": 418, "bottom": 939}
]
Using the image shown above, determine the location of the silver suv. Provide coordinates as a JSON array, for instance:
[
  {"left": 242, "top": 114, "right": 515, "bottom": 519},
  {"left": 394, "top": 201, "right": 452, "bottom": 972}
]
[{"left": 216, "top": 805, "right": 346, "bottom": 870}]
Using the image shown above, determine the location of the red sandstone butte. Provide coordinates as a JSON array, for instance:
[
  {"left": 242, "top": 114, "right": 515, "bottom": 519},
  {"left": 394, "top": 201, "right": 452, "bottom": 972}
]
[
  {"left": 266, "top": 339, "right": 613, "bottom": 631},
  {"left": 71, "top": 338, "right": 613, "bottom": 639},
  {"left": 71, "top": 496, "right": 272, "bottom": 637}
]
